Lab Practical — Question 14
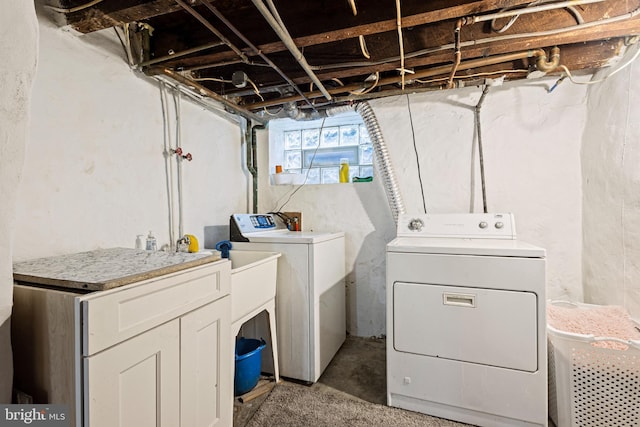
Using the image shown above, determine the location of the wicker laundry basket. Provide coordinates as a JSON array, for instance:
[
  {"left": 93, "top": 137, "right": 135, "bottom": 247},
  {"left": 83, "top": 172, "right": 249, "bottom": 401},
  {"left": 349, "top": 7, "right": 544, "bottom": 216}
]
[{"left": 547, "top": 301, "right": 640, "bottom": 427}]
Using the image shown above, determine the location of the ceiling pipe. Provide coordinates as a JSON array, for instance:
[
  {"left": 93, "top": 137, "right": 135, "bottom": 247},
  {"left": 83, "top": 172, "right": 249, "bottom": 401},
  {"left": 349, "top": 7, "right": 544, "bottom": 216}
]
[
  {"left": 182, "top": 59, "right": 245, "bottom": 72},
  {"left": 174, "top": 0, "right": 249, "bottom": 63},
  {"left": 154, "top": 76, "right": 241, "bottom": 125},
  {"left": 155, "top": 68, "right": 267, "bottom": 124},
  {"left": 465, "top": 0, "right": 605, "bottom": 25},
  {"left": 534, "top": 46, "right": 561, "bottom": 71},
  {"left": 312, "top": 5, "right": 640, "bottom": 72},
  {"left": 251, "top": 0, "right": 333, "bottom": 101},
  {"left": 197, "top": 0, "right": 318, "bottom": 111},
  {"left": 246, "top": 49, "right": 557, "bottom": 110},
  {"left": 139, "top": 41, "right": 225, "bottom": 68},
  {"left": 447, "top": 0, "right": 602, "bottom": 87}
]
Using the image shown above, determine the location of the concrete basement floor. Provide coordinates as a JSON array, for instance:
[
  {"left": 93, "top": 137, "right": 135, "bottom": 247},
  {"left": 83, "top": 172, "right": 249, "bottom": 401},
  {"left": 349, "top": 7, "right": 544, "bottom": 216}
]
[{"left": 233, "top": 335, "right": 386, "bottom": 427}]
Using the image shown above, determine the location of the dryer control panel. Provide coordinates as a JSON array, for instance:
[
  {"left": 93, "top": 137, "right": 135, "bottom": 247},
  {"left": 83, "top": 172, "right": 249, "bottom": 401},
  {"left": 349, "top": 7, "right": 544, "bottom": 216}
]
[{"left": 397, "top": 213, "right": 516, "bottom": 239}]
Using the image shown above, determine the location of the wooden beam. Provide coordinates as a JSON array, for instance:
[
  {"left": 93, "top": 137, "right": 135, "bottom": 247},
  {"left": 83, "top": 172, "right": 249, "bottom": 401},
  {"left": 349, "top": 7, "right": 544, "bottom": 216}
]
[
  {"left": 67, "top": 0, "right": 184, "bottom": 33},
  {"left": 243, "top": 32, "right": 635, "bottom": 110},
  {"left": 289, "top": 14, "right": 640, "bottom": 85},
  {"left": 245, "top": 50, "right": 544, "bottom": 110},
  {"left": 167, "top": 0, "right": 538, "bottom": 69}
]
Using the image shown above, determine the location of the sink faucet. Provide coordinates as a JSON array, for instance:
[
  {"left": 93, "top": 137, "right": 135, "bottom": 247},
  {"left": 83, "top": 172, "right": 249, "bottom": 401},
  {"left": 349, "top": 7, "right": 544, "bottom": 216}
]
[{"left": 176, "top": 235, "right": 190, "bottom": 252}]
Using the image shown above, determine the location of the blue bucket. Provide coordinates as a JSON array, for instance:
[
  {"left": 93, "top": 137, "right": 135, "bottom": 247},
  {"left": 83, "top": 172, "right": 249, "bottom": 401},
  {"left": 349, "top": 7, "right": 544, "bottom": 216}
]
[{"left": 234, "top": 338, "right": 266, "bottom": 396}]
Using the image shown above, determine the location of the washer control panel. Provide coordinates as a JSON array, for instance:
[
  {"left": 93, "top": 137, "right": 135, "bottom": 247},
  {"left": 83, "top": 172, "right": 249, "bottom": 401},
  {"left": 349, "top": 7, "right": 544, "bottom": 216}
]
[
  {"left": 231, "top": 213, "right": 285, "bottom": 236},
  {"left": 398, "top": 213, "right": 516, "bottom": 239}
]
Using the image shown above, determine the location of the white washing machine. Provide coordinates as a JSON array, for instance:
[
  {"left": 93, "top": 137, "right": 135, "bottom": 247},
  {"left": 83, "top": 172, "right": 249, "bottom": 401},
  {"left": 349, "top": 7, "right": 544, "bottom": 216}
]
[
  {"left": 230, "top": 213, "right": 346, "bottom": 383},
  {"left": 387, "top": 213, "right": 547, "bottom": 427}
]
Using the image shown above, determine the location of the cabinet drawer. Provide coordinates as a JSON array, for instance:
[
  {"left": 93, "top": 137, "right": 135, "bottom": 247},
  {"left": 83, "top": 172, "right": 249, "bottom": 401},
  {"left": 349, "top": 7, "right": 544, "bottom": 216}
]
[{"left": 82, "top": 261, "right": 230, "bottom": 356}]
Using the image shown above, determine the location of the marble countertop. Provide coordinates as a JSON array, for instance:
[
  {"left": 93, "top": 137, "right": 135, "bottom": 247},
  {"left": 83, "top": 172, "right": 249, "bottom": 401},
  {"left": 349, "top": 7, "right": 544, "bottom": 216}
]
[{"left": 13, "top": 247, "right": 222, "bottom": 292}]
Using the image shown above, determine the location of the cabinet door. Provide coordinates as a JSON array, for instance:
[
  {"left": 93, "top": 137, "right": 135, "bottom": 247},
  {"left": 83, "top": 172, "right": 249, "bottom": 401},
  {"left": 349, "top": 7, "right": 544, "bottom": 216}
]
[
  {"left": 181, "top": 295, "right": 232, "bottom": 427},
  {"left": 83, "top": 320, "right": 180, "bottom": 427}
]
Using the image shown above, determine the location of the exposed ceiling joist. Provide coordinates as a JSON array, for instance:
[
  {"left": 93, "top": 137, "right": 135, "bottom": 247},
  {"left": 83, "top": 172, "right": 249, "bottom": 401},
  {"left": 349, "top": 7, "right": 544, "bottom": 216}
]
[{"left": 48, "top": 0, "right": 640, "bottom": 118}]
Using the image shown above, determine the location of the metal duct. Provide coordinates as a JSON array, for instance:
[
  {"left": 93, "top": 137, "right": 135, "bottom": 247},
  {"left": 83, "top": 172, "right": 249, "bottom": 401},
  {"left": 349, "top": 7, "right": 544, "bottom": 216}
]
[{"left": 355, "top": 102, "right": 406, "bottom": 224}]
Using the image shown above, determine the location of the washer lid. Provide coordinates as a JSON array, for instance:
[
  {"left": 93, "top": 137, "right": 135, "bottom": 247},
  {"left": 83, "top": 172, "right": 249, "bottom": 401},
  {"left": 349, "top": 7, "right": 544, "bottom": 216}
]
[
  {"left": 387, "top": 236, "right": 545, "bottom": 257},
  {"left": 244, "top": 229, "right": 345, "bottom": 244}
]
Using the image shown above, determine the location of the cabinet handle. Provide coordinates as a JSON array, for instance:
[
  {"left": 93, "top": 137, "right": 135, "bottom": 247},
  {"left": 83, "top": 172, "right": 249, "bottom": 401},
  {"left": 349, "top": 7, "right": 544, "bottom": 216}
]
[{"left": 443, "top": 293, "right": 476, "bottom": 308}]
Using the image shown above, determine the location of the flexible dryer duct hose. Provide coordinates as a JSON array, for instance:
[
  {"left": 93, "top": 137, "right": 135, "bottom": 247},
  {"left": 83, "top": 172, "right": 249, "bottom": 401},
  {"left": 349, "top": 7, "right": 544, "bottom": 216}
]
[
  {"left": 354, "top": 102, "right": 406, "bottom": 224},
  {"left": 288, "top": 102, "right": 406, "bottom": 224}
]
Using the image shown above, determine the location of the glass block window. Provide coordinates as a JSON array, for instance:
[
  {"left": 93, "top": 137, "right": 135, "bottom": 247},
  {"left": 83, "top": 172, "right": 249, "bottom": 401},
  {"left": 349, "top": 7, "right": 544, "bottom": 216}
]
[{"left": 269, "top": 112, "right": 375, "bottom": 185}]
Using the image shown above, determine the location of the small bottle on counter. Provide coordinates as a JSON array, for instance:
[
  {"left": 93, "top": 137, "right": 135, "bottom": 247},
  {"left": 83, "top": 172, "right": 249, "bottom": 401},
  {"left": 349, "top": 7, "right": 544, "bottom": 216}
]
[
  {"left": 135, "top": 235, "right": 144, "bottom": 250},
  {"left": 339, "top": 158, "right": 349, "bottom": 183},
  {"left": 146, "top": 231, "right": 157, "bottom": 251}
]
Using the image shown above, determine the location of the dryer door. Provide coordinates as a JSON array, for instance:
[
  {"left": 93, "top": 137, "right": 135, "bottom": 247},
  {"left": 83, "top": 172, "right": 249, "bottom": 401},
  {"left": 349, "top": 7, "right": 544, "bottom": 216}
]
[{"left": 393, "top": 282, "right": 538, "bottom": 372}]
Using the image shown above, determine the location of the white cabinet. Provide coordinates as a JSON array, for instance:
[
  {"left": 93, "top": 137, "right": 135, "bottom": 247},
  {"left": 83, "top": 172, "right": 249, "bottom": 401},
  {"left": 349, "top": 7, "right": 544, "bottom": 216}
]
[
  {"left": 12, "top": 261, "right": 232, "bottom": 427},
  {"left": 180, "top": 297, "right": 232, "bottom": 427},
  {"left": 84, "top": 320, "right": 181, "bottom": 427}
]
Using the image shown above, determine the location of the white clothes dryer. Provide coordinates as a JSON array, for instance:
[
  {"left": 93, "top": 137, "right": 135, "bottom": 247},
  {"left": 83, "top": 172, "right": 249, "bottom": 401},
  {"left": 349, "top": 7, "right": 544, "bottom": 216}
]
[
  {"left": 387, "top": 213, "right": 547, "bottom": 427},
  {"left": 230, "top": 213, "right": 346, "bottom": 383}
]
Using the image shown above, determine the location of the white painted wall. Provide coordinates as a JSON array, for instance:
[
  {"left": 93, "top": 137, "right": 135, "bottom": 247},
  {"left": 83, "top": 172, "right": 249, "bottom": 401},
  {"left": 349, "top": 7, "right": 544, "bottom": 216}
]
[
  {"left": 583, "top": 45, "right": 640, "bottom": 319},
  {"left": 0, "top": 2, "right": 38, "bottom": 402},
  {"left": 259, "top": 79, "right": 587, "bottom": 337},
  {"left": 8, "top": 0, "right": 636, "bottom": 352},
  {"left": 13, "top": 10, "right": 248, "bottom": 264}
]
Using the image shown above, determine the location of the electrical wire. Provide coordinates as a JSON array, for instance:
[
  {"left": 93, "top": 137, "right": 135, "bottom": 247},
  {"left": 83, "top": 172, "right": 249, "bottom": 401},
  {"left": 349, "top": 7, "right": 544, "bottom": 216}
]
[
  {"left": 349, "top": 0, "right": 358, "bottom": 16},
  {"left": 247, "top": 78, "right": 265, "bottom": 102},
  {"left": 45, "top": 0, "right": 104, "bottom": 13},
  {"left": 491, "top": 0, "right": 585, "bottom": 33},
  {"left": 556, "top": 43, "right": 640, "bottom": 86},
  {"left": 113, "top": 27, "right": 130, "bottom": 64},
  {"left": 349, "top": 72, "right": 380, "bottom": 95},
  {"left": 193, "top": 77, "right": 233, "bottom": 83},
  {"left": 272, "top": 118, "right": 327, "bottom": 213},
  {"left": 406, "top": 95, "right": 427, "bottom": 214},
  {"left": 308, "top": 6, "right": 640, "bottom": 72},
  {"left": 359, "top": 35, "right": 371, "bottom": 59},
  {"left": 262, "top": 106, "right": 285, "bottom": 116},
  {"left": 414, "top": 69, "right": 529, "bottom": 84},
  {"left": 114, "top": 24, "right": 135, "bottom": 67},
  {"left": 267, "top": 211, "right": 293, "bottom": 228}
]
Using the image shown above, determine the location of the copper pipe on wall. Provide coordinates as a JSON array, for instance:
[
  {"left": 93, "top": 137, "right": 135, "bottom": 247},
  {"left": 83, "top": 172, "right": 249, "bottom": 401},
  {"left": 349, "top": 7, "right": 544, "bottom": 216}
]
[
  {"left": 533, "top": 46, "right": 561, "bottom": 71},
  {"left": 447, "top": 18, "right": 464, "bottom": 89}
]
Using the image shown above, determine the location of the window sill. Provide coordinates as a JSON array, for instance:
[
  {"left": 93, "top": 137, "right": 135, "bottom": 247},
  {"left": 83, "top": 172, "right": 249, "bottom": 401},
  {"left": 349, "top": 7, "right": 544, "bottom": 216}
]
[{"left": 271, "top": 173, "right": 307, "bottom": 185}]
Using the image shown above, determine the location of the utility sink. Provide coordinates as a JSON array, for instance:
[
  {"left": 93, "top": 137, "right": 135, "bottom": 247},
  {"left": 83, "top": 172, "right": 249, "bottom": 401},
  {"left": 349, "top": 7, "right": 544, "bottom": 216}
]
[{"left": 229, "top": 250, "right": 281, "bottom": 323}]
